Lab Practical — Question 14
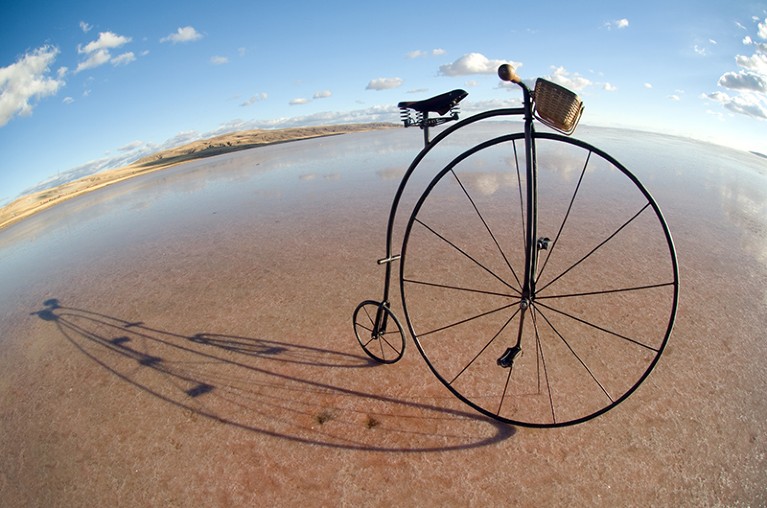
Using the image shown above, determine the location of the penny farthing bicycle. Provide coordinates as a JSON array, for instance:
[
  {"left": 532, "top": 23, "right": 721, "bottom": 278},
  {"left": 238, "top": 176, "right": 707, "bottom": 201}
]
[{"left": 353, "top": 64, "right": 679, "bottom": 428}]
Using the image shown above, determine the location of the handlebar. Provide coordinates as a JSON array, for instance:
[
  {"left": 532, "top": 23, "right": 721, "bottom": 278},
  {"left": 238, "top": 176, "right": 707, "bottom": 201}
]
[{"left": 498, "top": 64, "right": 521, "bottom": 84}]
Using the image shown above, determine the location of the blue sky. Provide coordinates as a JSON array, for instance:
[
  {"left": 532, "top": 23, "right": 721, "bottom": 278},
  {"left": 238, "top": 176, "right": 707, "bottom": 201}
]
[{"left": 1, "top": 0, "right": 766, "bottom": 205}]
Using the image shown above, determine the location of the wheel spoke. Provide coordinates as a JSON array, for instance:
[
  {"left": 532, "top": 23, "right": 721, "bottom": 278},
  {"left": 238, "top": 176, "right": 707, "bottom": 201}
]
[
  {"left": 402, "top": 277, "right": 517, "bottom": 299},
  {"left": 534, "top": 305, "right": 614, "bottom": 403},
  {"left": 417, "top": 302, "right": 517, "bottom": 338},
  {"left": 355, "top": 321, "right": 374, "bottom": 334},
  {"left": 533, "top": 299, "right": 659, "bottom": 352},
  {"left": 450, "top": 169, "right": 523, "bottom": 291},
  {"left": 496, "top": 306, "right": 527, "bottom": 417},
  {"left": 536, "top": 150, "right": 591, "bottom": 283},
  {"left": 362, "top": 305, "right": 375, "bottom": 326},
  {"left": 379, "top": 332, "right": 402, "bottom": 353},
  {"left": 497, "top": 358, "right": 515, "bottom": 417},
  {"left": 353, "top": 301, "right": 405, "bottom": 364},
  {"left": 449, "top": 307, "right": 521, "bottom": 385},
  {"left": 530, "top": 308, "right": 556, "bottom": 423},
  {"left": 536, "top": 281, "right": 676, "bottom": 300},
  {"left": 537, "top": 202, "right": 652, "bottom": 295},
  {"left": 413, "top": 218, "right": 519, "bottom": 294}
]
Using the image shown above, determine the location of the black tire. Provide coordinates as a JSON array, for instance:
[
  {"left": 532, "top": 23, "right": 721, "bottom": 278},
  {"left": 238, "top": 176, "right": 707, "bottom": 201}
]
[
  {"left": 400, "top": 132, "right": 679, "bottom": 427},
  {"left": 353, "top": 300, "right": 406, "bottom": 364}
]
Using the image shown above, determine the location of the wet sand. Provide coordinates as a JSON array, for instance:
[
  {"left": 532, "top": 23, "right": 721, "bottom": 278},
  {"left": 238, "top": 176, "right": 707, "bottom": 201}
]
[{"left": 0, "top": 126, "right": 765, "bottom": 505}]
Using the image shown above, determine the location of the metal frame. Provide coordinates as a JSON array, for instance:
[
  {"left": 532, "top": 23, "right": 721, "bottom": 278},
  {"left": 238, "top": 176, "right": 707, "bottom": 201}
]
[
  {"left": 355, "top": 76, "right": 680, "bottom": 426},
  {"left": 377, "top": 80, "right": 535, "bottom": 313}
]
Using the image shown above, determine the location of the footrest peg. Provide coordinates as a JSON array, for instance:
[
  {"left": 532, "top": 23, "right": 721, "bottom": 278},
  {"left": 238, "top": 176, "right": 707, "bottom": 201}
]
[{"left": 377, "top": 254, "right": 401, "bottom": 265}]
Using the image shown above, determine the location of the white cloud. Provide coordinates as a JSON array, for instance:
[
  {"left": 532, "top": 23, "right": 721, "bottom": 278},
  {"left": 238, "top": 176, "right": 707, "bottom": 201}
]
[
  {"left": 459, "top": 98, "right": 521, "bottom": 114},
  {"left": 240, "top": 92, "right": 268, "bottom": 106},
  {"left": 366, "top": 77, "right": 403, "bottom": 90},
  {"left": 644, "top": 82, "right": 653, "bottom": 89},
  {"left": 439, "top": 53, "right": 516, "bottom": 76},
  {"left": 718, "top": 70, "right": 767, "bottom": 92},
  {"left": 707, "top": 90, "right": 767, "bottom": 119},
  {"left": 161, "top": 26, "right": 203, "bottom": 44},
  {"left": 210, "top": 56, "right": 229, "bottom": 65},
  {"left": 668, "top": 94, "right": 681, "bottom": 101},
  {"left": 63, "top": 96, "right": 74, "bottom": 104},
  {"left": 0, "top": 45, "right": 64, "bottom": 126},
  {"left": 289, "top": 98, "right": 310, "bottom": 105},
  {"left": 75, "top": 31, "right": 133, "bottom": 73},
  {"left": 160, "top": 130, "right": 202, "bottom": 149},
  {"left": 79, "top": 21, "right": 92, "bottom": 33},
  {"left": 604, "top": 18, "right": 629, "bottom": 30},
  {"left": 708, "top": 16, "right": 767, "bottom": 121},
  {"left": 736, "top": 51, "right": 767, "bottom": 75},
  {"left": 546, "top": 66, "right": 592, "bottom": 91},
  {"left": 407, "top": 48, "right": 446, "bottom": 59},
  {"left": 111, "top": 52, "right": 135, "bottom": 66},
  {"left": 118, "top": 140, "right": 144, "bottom": 152},
  {"left": 603, "top": 82, "right": 618, "bottom": 92},
  {"left": 75, "top": 49, "right": 111, "bottom": 73},
  {"left": 79, "top": 31, "right": 132, "bottom": 54},
  {"left": 313, "top": 90, "right": 332, "bottom": 99},
  {"left": 233, "top": 104, "right": 400, "bottom": 129}
]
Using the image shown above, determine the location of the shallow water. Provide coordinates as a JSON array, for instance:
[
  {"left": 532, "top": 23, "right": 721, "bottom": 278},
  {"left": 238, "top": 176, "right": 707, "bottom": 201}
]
[{"left": 1, "top": 125, "right": 766, "bottom": 505}]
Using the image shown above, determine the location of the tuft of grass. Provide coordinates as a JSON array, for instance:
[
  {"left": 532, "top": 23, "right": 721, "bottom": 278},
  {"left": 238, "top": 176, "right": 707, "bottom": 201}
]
[{"left": 316, "top": 410, "right": 334, "bottom": 425}]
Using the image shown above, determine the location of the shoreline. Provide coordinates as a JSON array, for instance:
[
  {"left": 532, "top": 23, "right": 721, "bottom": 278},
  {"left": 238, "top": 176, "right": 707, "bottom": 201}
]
[{"left": 0, "top": 123, "right": 397, "bottom": 232}]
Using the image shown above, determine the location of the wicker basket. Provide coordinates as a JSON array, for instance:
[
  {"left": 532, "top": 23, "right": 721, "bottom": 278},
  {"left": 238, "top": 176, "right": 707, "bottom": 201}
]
[{"left": 533, "top": 78, "right": 584, "bottom": 135}]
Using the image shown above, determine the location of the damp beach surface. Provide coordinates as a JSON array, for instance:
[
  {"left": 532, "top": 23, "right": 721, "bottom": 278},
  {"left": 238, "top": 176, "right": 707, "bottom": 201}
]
[{"left": 1, "top": 126, "right": 766, "bottom": 505}]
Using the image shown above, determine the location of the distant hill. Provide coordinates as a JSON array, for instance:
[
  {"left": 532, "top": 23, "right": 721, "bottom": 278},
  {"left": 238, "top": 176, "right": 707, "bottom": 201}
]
[
  {"left": 0, "top": 123, "right": 397, "bottom": 231},
  {"left": 133, "top": 123, "right": 397, "bottom": 169}
]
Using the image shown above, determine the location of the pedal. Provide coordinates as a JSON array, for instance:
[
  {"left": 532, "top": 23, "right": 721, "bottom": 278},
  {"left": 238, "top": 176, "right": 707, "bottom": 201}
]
[{"left": 497, "top": 346, "right": 521, "bottom": 368}]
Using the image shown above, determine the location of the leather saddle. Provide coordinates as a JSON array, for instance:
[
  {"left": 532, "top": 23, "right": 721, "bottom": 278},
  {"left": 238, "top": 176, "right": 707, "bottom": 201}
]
[{"left": 398, "top": 89, "right": 468, "bottom": 116}]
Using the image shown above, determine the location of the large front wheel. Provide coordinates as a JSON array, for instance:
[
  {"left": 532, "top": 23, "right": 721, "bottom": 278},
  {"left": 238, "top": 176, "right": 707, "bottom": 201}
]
[{"left": 400, "top": 132, "right": 679, "bottom": 427}]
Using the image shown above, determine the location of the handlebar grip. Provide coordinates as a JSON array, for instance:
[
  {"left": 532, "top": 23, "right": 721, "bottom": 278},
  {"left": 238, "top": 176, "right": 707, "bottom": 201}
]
[{"left": 498, "top": 64, "right": 521, "bottom": 83}]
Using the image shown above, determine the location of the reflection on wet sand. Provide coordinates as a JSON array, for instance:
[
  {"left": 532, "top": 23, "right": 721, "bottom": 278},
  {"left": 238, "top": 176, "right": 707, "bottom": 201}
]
[
  {"left": 32, "top": 299, "right": 511, "bottom": 452},
  {"left": 1, "top": 126, "right": 766, "bottom": 505}
]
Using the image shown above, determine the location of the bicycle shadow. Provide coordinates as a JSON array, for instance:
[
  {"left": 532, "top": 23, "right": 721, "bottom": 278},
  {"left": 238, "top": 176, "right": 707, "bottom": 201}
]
[{"left": 33, "top": 299, "right": 514, "bottom": 452}]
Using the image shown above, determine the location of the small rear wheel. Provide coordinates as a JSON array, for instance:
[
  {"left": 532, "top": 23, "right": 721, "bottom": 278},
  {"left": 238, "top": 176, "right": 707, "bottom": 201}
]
[{"left": 353, "top": 300, "right": 406, "bottom": 364}]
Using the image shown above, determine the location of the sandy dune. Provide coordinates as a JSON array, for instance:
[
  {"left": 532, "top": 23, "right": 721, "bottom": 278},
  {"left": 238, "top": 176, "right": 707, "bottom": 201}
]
[{"left": 0, "top": 124, "right": 396, "bottom": 232}]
